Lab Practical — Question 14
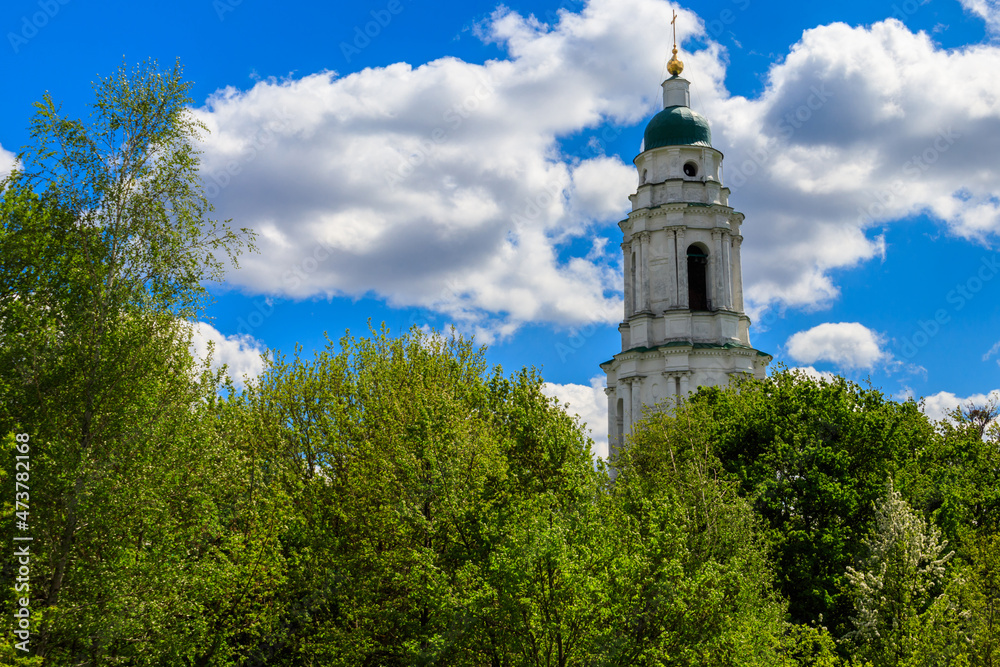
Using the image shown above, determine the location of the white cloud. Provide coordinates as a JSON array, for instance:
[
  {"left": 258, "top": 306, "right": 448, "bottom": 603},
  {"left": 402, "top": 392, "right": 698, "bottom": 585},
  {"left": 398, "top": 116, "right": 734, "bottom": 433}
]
[
  {"left": 786, "top": 322, "right": 886, "bottom": 369},
  {"left": 788, "top": 365, "right": 838, "bottom": 382},
  {"left": 193, "top": 0, "right": 1000, "bottom": 332},
  {"left": 703, "top": 20, "right": 1000, "bottom": 313},
  {"left": 542, "top": 375, "right": 608, "bottom": 459},
  {"left": 984, "top": 339, "right": 1000, "bottom": 361},
  {"left": 961, "top": 0, "right": 1000, "bottom": 34},
  {"left": 0, "top": 144, "right": 16, "bottom": 181},
  {"left": 188, "top": 321, "right": 269, "bottom": 390},
  {"left": 919, "top": 388, "right": 1000, "bottom": 422},
  {"left": 193, "top": 0, "right": 681, "bottom": 338}
]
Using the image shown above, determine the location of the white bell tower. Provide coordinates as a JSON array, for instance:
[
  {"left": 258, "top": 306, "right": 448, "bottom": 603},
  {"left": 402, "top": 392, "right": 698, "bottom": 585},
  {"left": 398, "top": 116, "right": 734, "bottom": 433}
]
[{"left": 601, "top": 28, "right": 770, "bottom": 468}]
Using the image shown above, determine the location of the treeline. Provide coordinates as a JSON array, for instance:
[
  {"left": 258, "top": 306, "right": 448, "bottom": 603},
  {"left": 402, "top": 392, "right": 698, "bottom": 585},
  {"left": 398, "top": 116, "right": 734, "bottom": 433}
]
[
  {"left": 625, "top": 373, "right": 1000, "bottom": 666},
  {"left": 2, "top": 60, "right": 999, "bottom": 666}
]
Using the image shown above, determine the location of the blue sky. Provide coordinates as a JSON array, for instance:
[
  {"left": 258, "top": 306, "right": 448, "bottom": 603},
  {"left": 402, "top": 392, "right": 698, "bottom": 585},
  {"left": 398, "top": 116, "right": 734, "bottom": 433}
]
[{"left": 3, "top": 0, "right": 999, "bottom": 455}]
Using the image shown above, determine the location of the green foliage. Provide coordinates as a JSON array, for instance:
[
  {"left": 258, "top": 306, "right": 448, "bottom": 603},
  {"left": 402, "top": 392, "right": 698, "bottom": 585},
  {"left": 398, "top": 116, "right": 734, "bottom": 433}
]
[
  {"left": 623, "top": 370, "right": 1000, "bottom": 663},
  {"left": 966, "top": 534, "right": 1000, "bottom": 666},
  {"left": 222, "top": 326, "right": 831, "bottom": 666},
  {"left": 842, "top": 480, "right": 970, "bottom": 666},
  {"left": 11, "top": 58, "right": 252, "bottom": 317},
  {"left": 233, "top": 326, "right": 603, "bottom": 665},
  {"left": 683, "top": 369, "right": 935, "bottom": 631},
  {"left": 0, "top": 59, "right": 264, "bottom": 665},
  {"left": 776, "top": 623, "right": 842, "bottom": 667},
  {"left": 611, "top": 399, "right": 839, "bottom": 666},
  {"left": 899, "top": 404, "right": 1000, "bottom": 549}
]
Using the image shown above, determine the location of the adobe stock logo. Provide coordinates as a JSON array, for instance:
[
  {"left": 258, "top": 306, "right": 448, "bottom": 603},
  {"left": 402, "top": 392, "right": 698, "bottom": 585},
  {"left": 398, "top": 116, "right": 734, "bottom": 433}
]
[
  {"left": 727, "top": 83, "right": 834, "bottom": 193},
  {"left": 340, "top": 0, "right": 406, "bottom": 63},
  {"left": 7, "top": 0, "right": 70, "bottom": 53},
  {"left": 857, "top": 127, "right": 960, "bottom": 226},
  {"left": 898, "top": 253, "right": 1000, "bottom": 358}
]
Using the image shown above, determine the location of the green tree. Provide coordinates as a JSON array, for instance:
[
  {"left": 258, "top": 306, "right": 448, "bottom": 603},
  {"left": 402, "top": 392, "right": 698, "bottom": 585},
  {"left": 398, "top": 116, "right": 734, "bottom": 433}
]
[
  {"left": 233, "top": 326, "right": 603, "bottom": 665},
  {"left": 0, "top": 59, "right": 265, "bottom": 664},
  {"left": 967, "top": 534, "right": 1000, "bottom": 666},
  {"left": 610, "top": 398, "right": 841, "bottom": 666},
  {"left": 961, "top": 398, "right": 999, "bottom": 441},
  {"left": 683, "top": 369, "right": 935, "bottom": 631},
  {"left": 235, "top": 326, "right": 838, "bottom": 665},
  {"left": 899, "top": 401, "right": 1000, "bottom": 550},
  {"left": 842, "top": 480, "right": 970, "bottom": 666}
]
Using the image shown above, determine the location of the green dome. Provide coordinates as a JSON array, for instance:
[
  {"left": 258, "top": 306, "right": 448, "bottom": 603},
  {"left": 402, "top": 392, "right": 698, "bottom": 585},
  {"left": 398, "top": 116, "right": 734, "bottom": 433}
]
[{"left": 642, "top": 105, "right": 712, "bottom": 150}]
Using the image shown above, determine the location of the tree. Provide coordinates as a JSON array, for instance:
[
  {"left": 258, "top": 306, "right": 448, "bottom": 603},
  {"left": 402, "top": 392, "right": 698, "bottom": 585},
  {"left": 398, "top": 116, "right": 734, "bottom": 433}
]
[
  {"left": 232, "top": 326, "right": 837, "bottom": 666},
  {"left": 842, "top": 480, "right": 970, "bottom": 666},
  {"left": 609, "top": 397, "right": 841, "bottom": 666},
  {"left": 232, "top": 326, "right": 604, "bottom": 665},
  {"left": 967, "top": 534, "right": 1000, "bottom": 667},
  {"left": 682, "top": 369, "right": 935, "bottom": 631},
  {"left": 0, "top": 59, "right": 262, "bottom": 664},
  {"left": 961, "top": 398, "right": 999, "bottom": 441},
  {"left": 899, "top": 400, "right": 1000, "bottom": 552}
]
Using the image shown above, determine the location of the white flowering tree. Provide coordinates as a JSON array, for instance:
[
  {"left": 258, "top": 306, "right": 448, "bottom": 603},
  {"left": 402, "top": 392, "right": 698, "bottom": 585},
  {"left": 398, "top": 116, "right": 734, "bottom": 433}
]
[{"left": 843, "top": 480, "right": 971, "bottom": 666}]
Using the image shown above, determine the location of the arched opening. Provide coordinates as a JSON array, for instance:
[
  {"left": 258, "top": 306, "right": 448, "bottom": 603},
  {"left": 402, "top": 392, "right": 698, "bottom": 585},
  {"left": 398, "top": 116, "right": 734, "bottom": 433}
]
[
  {"left": 687, "top": 244, "right": 709, "bottom": 311},
  {"left": 683, "top": 161, "right": 698, "bottom": 178},
  {"left": 640, "top": 169, "right": 648, "bottom": 185}
]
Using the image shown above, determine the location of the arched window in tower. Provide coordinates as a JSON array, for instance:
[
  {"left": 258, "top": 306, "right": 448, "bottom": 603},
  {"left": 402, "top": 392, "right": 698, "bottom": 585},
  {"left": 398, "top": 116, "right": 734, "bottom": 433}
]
[{"left": 687, "top": 244, "right": 709, "bottom": 311}]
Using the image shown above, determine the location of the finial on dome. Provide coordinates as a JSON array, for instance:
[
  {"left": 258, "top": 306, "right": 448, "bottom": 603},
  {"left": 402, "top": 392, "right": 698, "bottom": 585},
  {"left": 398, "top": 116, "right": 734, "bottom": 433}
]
[{"left": 667, "top": 9, "right": 684, "bottom": 76}]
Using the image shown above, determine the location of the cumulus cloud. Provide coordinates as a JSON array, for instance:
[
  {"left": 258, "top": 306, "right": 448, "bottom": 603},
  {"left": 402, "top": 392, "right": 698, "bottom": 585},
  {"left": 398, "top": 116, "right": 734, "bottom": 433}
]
[
  {"left": 0, "top": 144, "right": 16, "bottom": 181},
  {"left": 961, "top": 0, "right": 1000, "bottom": 34},
  {"left": 788, "top": 365, "right": 838, "bottom": 382},
  {"left": 192, "top": 0, "right": 686, "bottom": 338},
  {"left": 542, "top": 375, "right": 609, "bottom": 459},
  {"left": 188, "top": 321, "right": 269, "bottom": 390},
  {"left": 919, "top": 388, "right": 1000, "bottom": 422},
  {"left": 786, "top": 322, "right": 886, "bottom": 369},
  {"left": 702, "top": 20, "right": 1000, "bottom": 313},
  {"left": 193, "top": 0, "right": 1000, "bottom": 333}
]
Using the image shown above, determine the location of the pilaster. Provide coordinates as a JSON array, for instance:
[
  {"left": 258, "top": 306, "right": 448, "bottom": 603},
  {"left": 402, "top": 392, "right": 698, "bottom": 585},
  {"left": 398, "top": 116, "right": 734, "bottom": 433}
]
[
  {"left": 676, "top": 227, "right": 688, "bottom": 309},
  {"left": 638, "top": 231, "right": 651, "bottom": 312},
  {"left": 665, "top": 227, "right": 679, "bottom": 307},
  {"left": 732, "top": 235, "right": 744, "bottom": 312},
  {"left": 712, "top": 230, "right": 724, "bottom": 311},
  {"left": 622, "top": 240, "right": 633, "bottom": 317}
]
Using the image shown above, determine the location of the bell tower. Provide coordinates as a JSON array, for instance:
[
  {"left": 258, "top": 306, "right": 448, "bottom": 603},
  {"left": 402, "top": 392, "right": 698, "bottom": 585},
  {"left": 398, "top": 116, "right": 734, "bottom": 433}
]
[{"left": 601, "top": 24, "right": 770, "bottom": 467}]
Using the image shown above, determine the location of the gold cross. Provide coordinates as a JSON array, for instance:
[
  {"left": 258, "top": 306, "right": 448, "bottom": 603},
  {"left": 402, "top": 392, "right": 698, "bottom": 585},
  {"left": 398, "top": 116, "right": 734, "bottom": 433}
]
[{"left": 666, "top": 8, "right": 684, "bottom": 75}]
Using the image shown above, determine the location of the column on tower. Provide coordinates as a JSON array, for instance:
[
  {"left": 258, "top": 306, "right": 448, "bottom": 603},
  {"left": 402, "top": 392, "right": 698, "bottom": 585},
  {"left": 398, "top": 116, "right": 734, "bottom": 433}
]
[
  {"left": 722, "top": 231, "right": 734, "bottom": 309},
  {"left": 638, "top": 232, "right": 650, "bottom": 312},
  {"left": 710, "top": 231, "right": 720, "bottom": 310},
  {"left": 621, "top": 378, "right": 633, "bottom": 433},
  {"left": 662, "top": 371, "right": 678, "bottom": 406},
  {"left": 605, "top": 386, "right": 617, "bottom": 461},
  {"left": 712, "top": 231, "right": 727, "bottom": 311},
  {"left": 731, "top": 235, "right": 745, "bottom": 312},
  {"left": 622, "top": 240, "right": 633, "bottom": 317},
  {"left": 664, "top": 227, "right": 678, "bottom": 307},
  {"left": 676, "top": 228, "right": 688, "bottom": 309},
  {"left": 630, "top": 376, "right": 643, "bottom": 426},
  {"left": 679, "top": 372, "right": 690, "bottom": 399}
]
